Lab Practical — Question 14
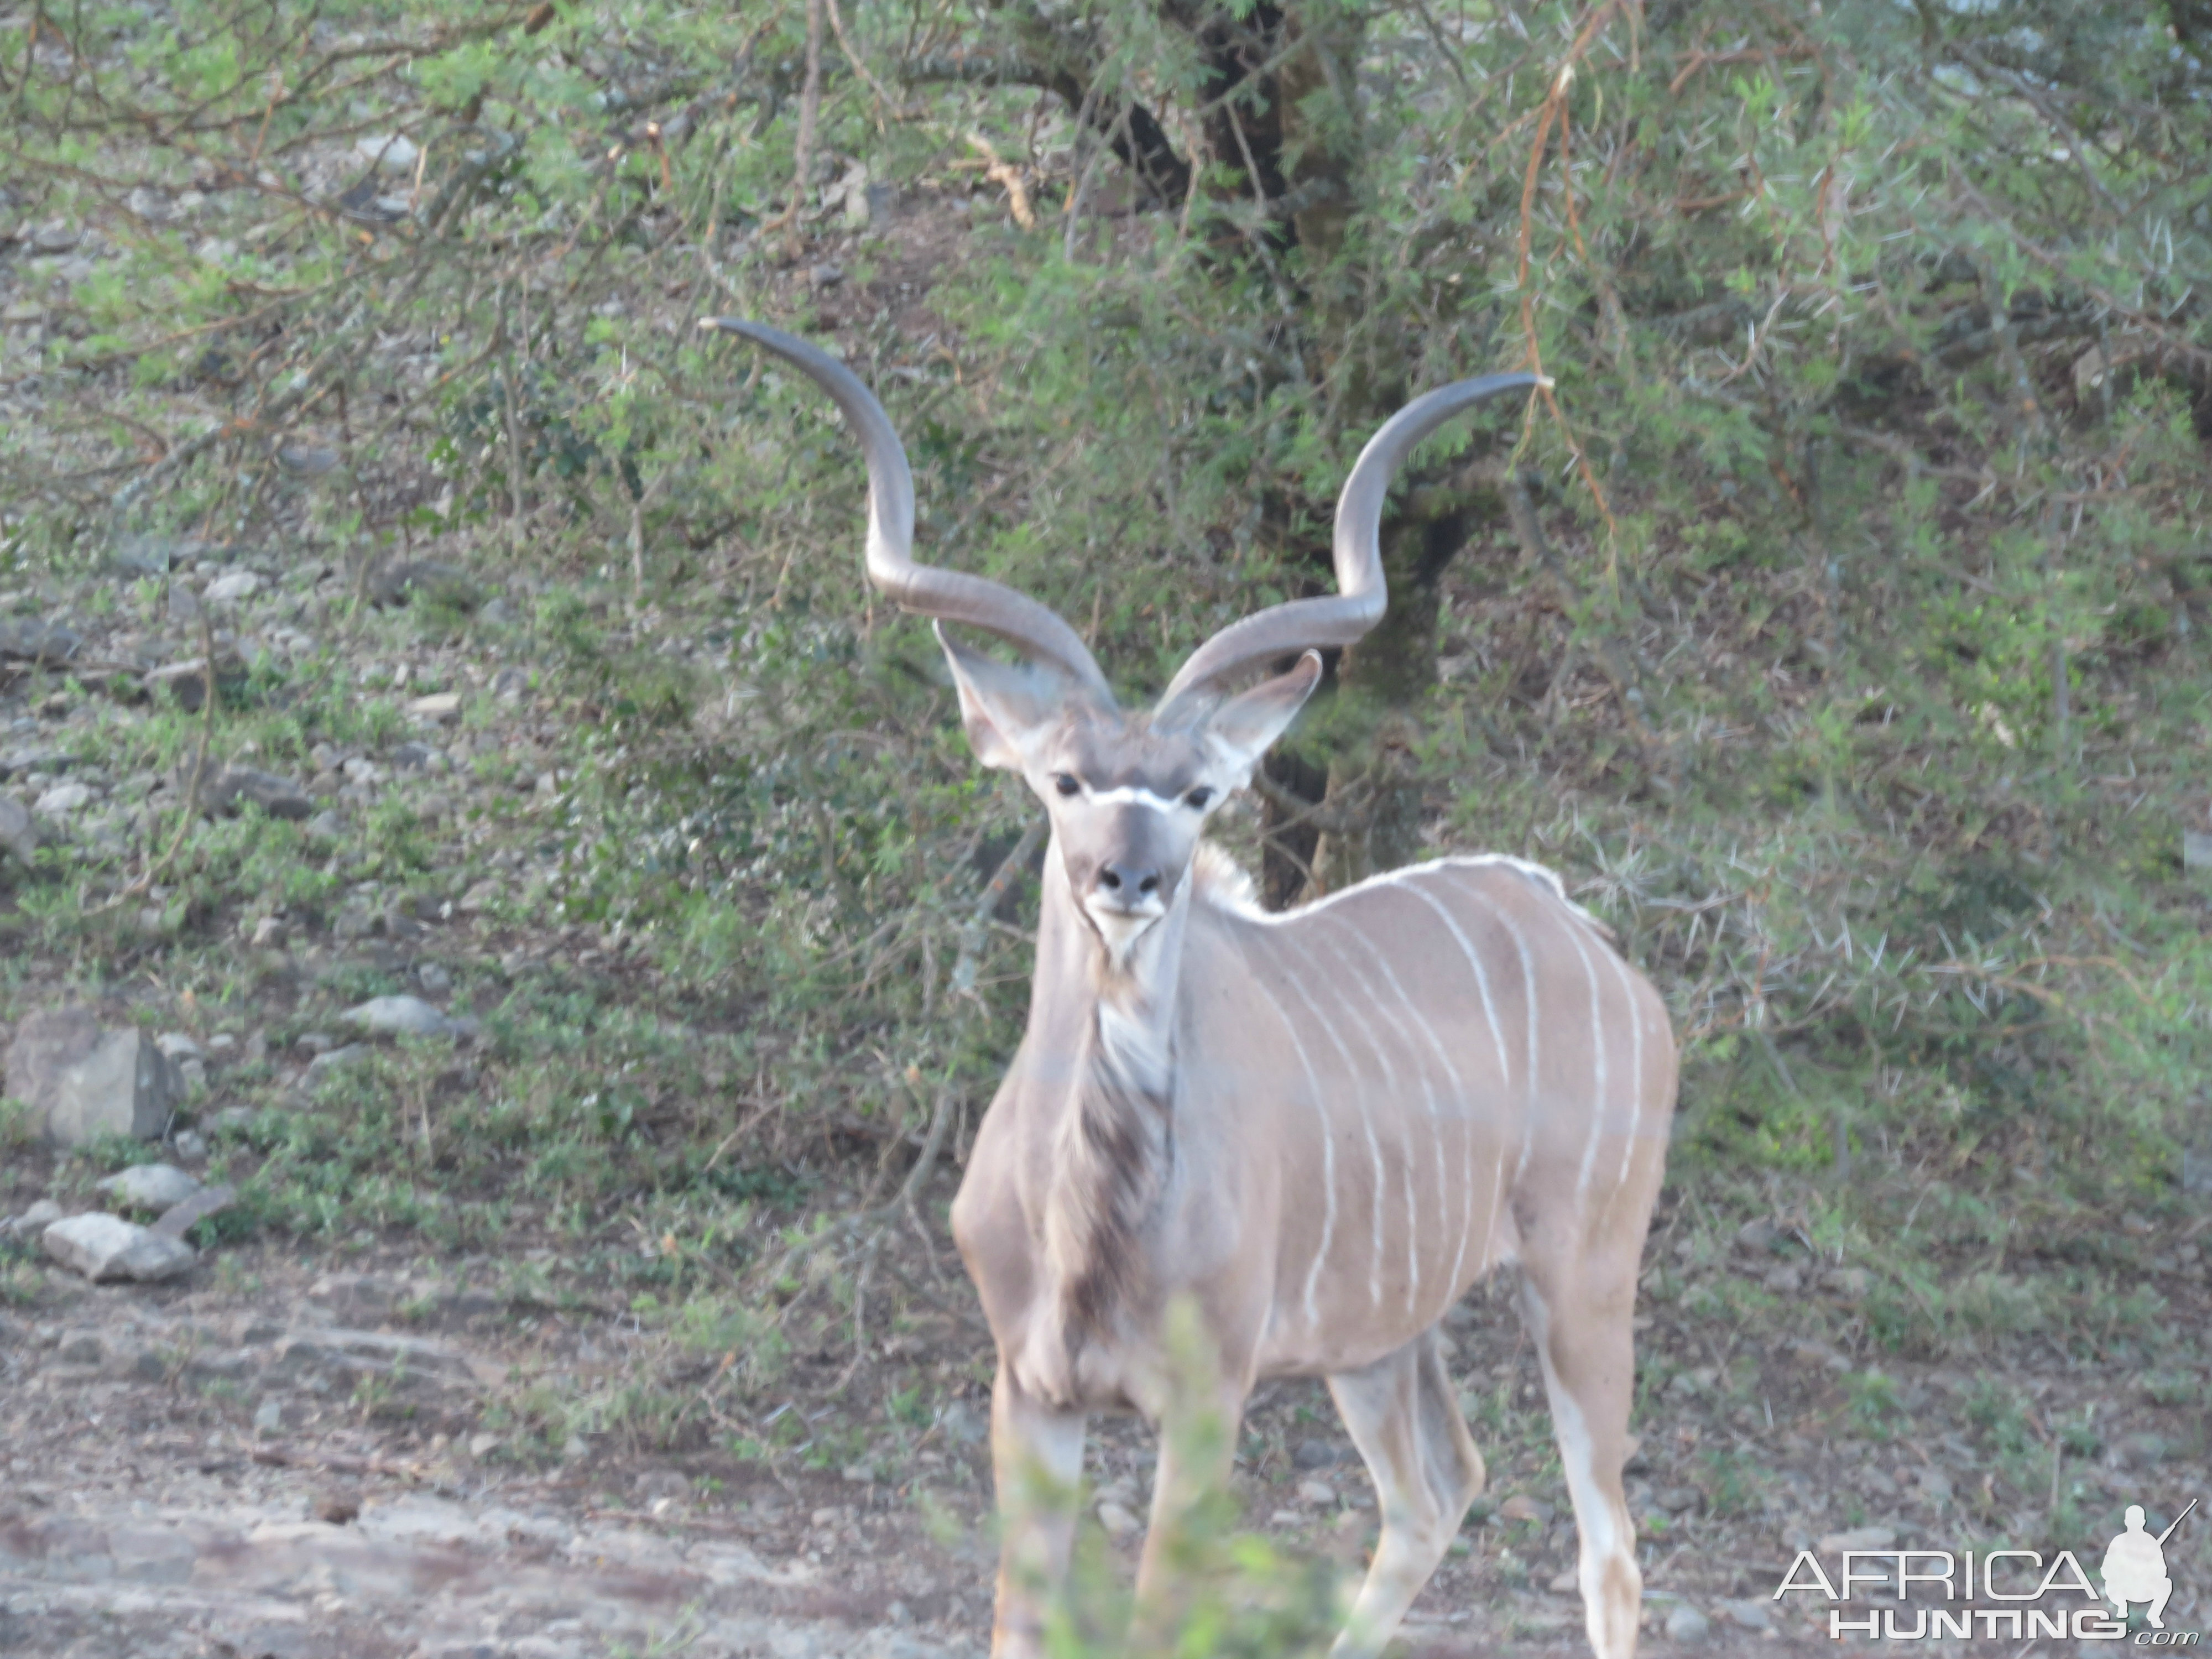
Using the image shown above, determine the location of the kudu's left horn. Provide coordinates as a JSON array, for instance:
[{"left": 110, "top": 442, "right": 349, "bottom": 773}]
[{"left": 701, "top": 319, "right": 1113, "bottom": 703}]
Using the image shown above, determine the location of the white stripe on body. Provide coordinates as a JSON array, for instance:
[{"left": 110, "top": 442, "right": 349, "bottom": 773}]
[
  {"left": 1242, "top": 970, "right": 1339, "bottom": 1329},
  {"left": 1264, "top": 943, "right": 1389, "bottom": 1308},
  {"left": 1316, "top": 915, "right": 1473, "bottom": 1321},
  {"left": 1306, "top": 928, "right": 1437, "bottom": 1316}
]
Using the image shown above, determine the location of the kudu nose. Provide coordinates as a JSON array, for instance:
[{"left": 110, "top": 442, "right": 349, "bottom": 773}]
[{"left": 1096, "top": 862, "right": 1162, "bottom": 901}]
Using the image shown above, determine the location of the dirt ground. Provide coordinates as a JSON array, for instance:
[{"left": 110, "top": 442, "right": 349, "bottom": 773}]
[{"left": 4, "top": 1196, "right": 2206, "bottom": 1658}]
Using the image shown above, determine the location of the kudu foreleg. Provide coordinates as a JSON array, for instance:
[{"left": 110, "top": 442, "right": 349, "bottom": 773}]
[
  {"left": 986, "top": 1361, "right": 1086, "bottom": 1659},
  {"left": 1127, "top": 1378, "right": 1248, "bottom": 1647},
  {"left": 1326, "top": 1329, "right": 1486, "bottom": 1657}
]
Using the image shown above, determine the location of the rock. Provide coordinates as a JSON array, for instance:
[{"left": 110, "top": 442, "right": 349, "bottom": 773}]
[
  {"left": 1095, "top": 1500, "right": 1140, "bottom": 1541},
  {"left": 304, "top": 1044, "right": 369, "bottom": 1084},
  {"left": 94, "top": 1163, "right": 200, "bottom": 1211},
  {"left": 275, "top": 444, "right": 340, "bottom": 476},
  {"left": 1717, "top": 1598, "right": 1772, "bottom": 1631},
  {"left": 2, "top": 1198, "right": 64, "bottom": 1238},
  {"left": 168, "top": 581, "right": 202, "bottom": 623},
  {"left": 0, "top": 792, "right": 36, "bottom": 864},
  {"left": 1817, "top": 1525, "right": 1897, "bottom": 1552},
  {"left": 457, "top": 878, "right": 500, "bottom": 914},
  {"left": 405, "top": 693, "right": 460, "bottom": 722},
  {"left": 304, "top": 809, "right": 345, "bottom": 842},
  {"left": 1498, "top": 1494, "right": 1553, "bottom": 1524},
  {"left": 808, "top": 261, "right": 846, "bottom": 289},
  {"left": 1548, "top": 1569, "right": 1579, "bottom": 1594},
  {"left": 1296, "top": 1479, "right": 1337, "bottom": 1506},
  {"left": 356, "top": 133, "right": 420, "bottom": 170},
  {"left": 467, "top": 1432, "right": 502, "bottom": 1459},
  {"left": 207, "top": 766, "right": 314, "bottom": 820},
  {"left": 251, "top": 915, "right": 287, "bottom": 947},
  {"left": 253, "top": 1397, "right": 286, "bottom": 1432},
  {"left": 341, "top": 994, "right": 452, "bottom": 1039},
  {"left": 417, "top": 962, "right": 453, "bottom": 996},
  {"left": 2183, "top": 830, "right": 2212, "bottom": 871},
  {"left": 0, "top": 618, "right": 80, "bottom": 665},
  {"left": 148, "top": 655, "right": 218, "bottom": 709},
  {"left": 491, "top": 665, "right": 532, "bottom": 699},
  {"left": 172, "top": 1129, "right": 208, "bottom": 1161},
  {"left": 314, "top": 1489, "right": 361, "bottom": 1525},
  {"left": 1656, "top": 1486, "right": 1703, "bottom": 1514},
  {"left": 34, "top": 781, "right": 92, "bottom": 816},
  {"left": 936, "top": 1400, "right": 987, "bottom": 1445},
  {"left": 478, "top": 596, "right": 516, "bottom": 626},
  {"left": 41, "top": 1212, "right": 197, "bottom": 1282},
  {"left": 153, "top": 1182, "right": 234, "bottom": 1239},
  {"left": 6, "top": 1008, "right": 173, "bottom": 1146},
  {"left": 155, "top": 1032, "right": 202, "bottom": 1061},
  {"left": 1665, "top": 1604, "right": 1710, "bottom": 1644},
  {"left": 204, "top": 570, "right": 262, "bottom": 604},
  {"left": 1293, "top": 1438, "right": 1340, "bottom": 1469}
]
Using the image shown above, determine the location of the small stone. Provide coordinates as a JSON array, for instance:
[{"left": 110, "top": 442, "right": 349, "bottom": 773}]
[
  {"left": 34, "top": 781, "right": 92, "bottom": 815},
  {"left": 417, "top": 962, "right": 452, "bottom": 995},
  {"left": 304, "top": 809, "right": 345, "bottom": 842},
  {"left": 841, "top": 1462, "right": 877, "bottom": 1484},
  {"left": 341, "top": 755, "right": 381, "bottom": 785},
  {"left": 0, "top": 792, "right": 37, "bottom": 864},
  {"left": 253, "top": 1397, "right": 286, "bottom": 1432},
  {"left": 314, "top": 1490, "right": 360, "bottom": 1525},
  {"left": 252, "top": 915, "right": 288, "bottom": 947},
  {"left": 936, "top": 1400, "right": 987, "bottom": 1445},
  {"left": 478, "top": 596, "right": 516, "bottom": 626},
  {"left": 0, "top": 618, "right": 80, "bottom": 665},
  {"left": 1656, "top": 1485, "right": 1702, "bottom": 1514},
  {"left": 1293, "top": 1438, "right": 1339, "bottom": 1469},
  {"left": 808, "top": 261, "right": 846, "bottom": 289},
  {"left": 1498, "top": 1494, "right": 1553, "bottom": 1524},
  {"left": 405, "top": 692, "right": 460, "bottom": 722},
  {"left": 1095, "top": 1501, "right": 1140, "bottom": 1541},
  {"left": 1296, "top": 1479, "right": 1337, "bottom": 1506},
  {"left": 1665, "top": 1604, "right": 1710, "bottom": 1644},
  {"left": 41, "top": 1212, "right": 197, "bottom": 1281},
  {"left": 153, "top": 1181, "right": 235, "bottom": 1239},
  {"left": 356, "top": 133, "right": 420, "bottom": 170},
  {"left": 2, "top": 1198, "right": 64, "bottom": 1238},
  {"left": 457, "top": 879, "right": 500, "bottom": 914},
  {"left": 467, "top": 1432, "right": 502, "bottom": 1459},
  {"left": 204, "top": 570, "right": 262, "bottom": 604},
  {"left": 1548, "top": 1569, "right": 1579, "bottom": 1594},
  {"left": 94, "top": 1164, "right": 200, "bottom": 1211},
  {"left": 296, "top": 1032, "right": 338, "bottom": 1054},
  {"left": 155, "top": 1032, "right": 203, "bottom": 1061},
  {"left": 172, "top": 1130, "right": 208, "bottom": 1162},
  {"left": 206, "top": 766, "right": 313, "bottom": 821},
  {"left": 341, "top": 994, "right": 451, "bottom": 1039},
  {"left": 1717, "top": 1598, "right": 1772, "bottom": 1631},
  {"left": 6, "top": 1009, "right": 173, "bottom": 1146}
]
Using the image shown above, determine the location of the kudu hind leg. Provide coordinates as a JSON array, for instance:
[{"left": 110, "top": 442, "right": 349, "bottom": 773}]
[
  {"left": 1518, "top": 1262, "right": 1642, "bottom": 1659},
  {"left": 1325, "top": 1329, "right": 1486, "bottom": 1658},
  {"left": 987, "top": 1361, "right": 1086, "bottom": 1659}
]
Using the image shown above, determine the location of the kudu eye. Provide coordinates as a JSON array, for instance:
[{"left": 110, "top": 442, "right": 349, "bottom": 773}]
[
  {"left": 1053, "top": 773, "right": 1081, "bottom": 797},
  {"left": 1184, "top": 787, "right": 1214, "bottom": 811}
]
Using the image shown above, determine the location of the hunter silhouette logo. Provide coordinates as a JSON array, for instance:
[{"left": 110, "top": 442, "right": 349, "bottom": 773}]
[{"left": 2104, "top": 1500, "right": 2194, "bottom": 1630}]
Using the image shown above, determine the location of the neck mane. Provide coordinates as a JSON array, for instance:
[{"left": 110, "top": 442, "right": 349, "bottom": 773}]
[{"left": 1036, "top": 841, "right": 1255, "bottom": 1347}]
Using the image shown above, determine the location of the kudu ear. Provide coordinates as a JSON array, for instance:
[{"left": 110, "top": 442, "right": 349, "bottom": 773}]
[
  {"left": 1200, "top": 651, "right": 1323, "bottom": 782},
  {"left": 936, "top": 624, "right": 1081, "bottom": 773}
]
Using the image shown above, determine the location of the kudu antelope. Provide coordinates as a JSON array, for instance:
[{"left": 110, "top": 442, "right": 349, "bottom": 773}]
[{"left": 705, "top": 318, "right": 1677, "bottom": 1659}]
